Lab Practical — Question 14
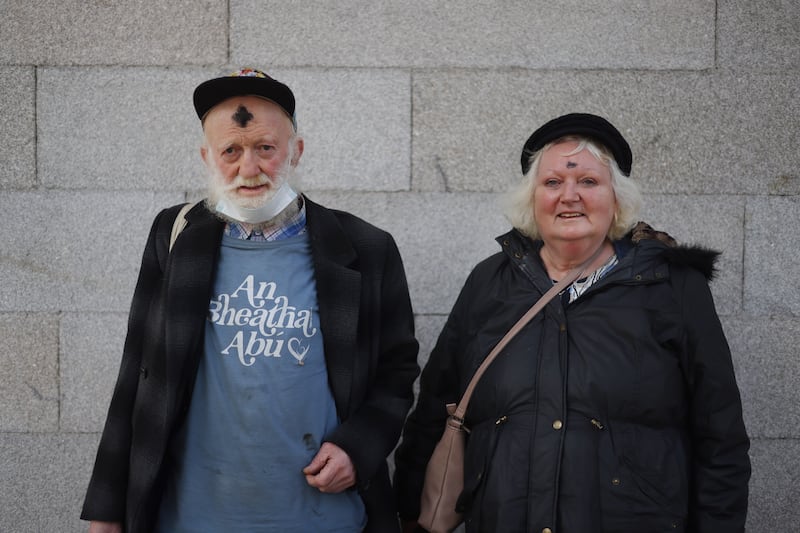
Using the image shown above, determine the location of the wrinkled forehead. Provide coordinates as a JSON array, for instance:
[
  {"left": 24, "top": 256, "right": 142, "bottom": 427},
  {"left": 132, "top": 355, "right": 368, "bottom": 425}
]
[
  {"left": 202, "top": 95, "right": 295, "bottom": 133},
  {"left": 202, "top": 97, "right": 296, "bottom": 146}
]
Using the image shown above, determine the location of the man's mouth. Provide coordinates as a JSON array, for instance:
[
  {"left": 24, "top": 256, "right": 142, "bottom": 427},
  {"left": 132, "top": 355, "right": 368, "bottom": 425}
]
[{"left": 237, "top": 183, "right": 271, "bottom": 195}]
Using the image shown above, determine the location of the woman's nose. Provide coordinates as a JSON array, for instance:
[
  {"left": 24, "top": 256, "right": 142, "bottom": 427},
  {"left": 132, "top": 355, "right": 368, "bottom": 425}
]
[{"left": 561, "top": 181, "right": 580, "bottom": 202}]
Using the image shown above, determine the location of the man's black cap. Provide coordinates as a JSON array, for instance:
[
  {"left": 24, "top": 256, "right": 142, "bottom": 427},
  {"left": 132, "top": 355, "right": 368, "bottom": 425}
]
[
  {"left": 193, "top": 68, "right": 296, "bottom": 127},
  {"left": 520, "top": 113, "right": 632, "bottom": 176}
]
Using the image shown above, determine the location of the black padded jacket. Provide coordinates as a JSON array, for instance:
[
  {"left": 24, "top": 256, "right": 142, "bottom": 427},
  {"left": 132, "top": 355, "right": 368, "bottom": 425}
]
[{"left": 394, "top": 228, "right": 750, "bottom": 533}]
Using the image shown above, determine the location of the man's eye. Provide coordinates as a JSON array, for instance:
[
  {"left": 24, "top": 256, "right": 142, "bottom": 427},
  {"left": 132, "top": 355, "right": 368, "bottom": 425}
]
[{"left": 221, "top": 147, "right": 239, "bottom": 160}]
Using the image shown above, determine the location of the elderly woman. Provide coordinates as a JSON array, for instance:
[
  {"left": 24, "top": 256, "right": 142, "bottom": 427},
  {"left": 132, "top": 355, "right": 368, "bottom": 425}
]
[{"left": 393, "top": 114, "right": 750, "bottom": 533}]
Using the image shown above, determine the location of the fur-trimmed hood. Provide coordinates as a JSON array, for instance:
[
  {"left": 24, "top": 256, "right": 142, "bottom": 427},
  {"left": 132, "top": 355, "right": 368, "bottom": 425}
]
[
  {"left": 660, "top": 245, "right": 720, "bottom": 281},
  {"left": 629, "top": 221, "right": 720, "bottom": 281}
]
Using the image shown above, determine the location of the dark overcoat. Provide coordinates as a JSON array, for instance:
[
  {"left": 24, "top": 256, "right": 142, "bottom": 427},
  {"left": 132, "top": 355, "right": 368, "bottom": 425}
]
[
  {"left": 82, "top": 197, "right": 420, "bottom": 532},
  {"left": 394, "top": 229, "right": 750, "bottom": 533}
]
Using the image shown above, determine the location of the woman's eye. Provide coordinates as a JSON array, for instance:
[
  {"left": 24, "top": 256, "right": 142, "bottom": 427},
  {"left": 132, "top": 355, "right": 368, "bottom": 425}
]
[
  {"left": 580, "top": 178, "right": 598, "bottom": 186},
  {"left": 544, "top": 179, "right": 560, "bottom": 187}
]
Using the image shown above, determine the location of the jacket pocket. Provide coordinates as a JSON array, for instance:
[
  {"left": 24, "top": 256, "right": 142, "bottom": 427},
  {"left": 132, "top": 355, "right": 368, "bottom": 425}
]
[
  {"left": 599, "top": 419, "right": 689, "bottom": 532},
  {"left": 457, "top": 414, "right": 508, "bottom": 516}
]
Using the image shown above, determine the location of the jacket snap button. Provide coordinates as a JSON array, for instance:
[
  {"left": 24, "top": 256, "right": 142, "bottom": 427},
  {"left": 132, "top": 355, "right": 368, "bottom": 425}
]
[
  {"left": 543, "top": 528, "right": 553, "bottom": 533},
  {"left": 611, "top": 477, "right": 620, "bottom": 485},
  {"left": 552, "top": 420, "right": 563, "bottom": 430}
]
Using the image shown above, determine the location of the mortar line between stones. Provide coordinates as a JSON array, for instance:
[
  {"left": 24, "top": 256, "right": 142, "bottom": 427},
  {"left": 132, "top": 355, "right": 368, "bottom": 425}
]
[
  {"left": 56, "top": 310, "right": 62, "bottom": 432},
  {"left": 713, "top": 0, "right": 719, "bottom": 68},
  {"left": 227, "top": 0, "right": 232, "bottom": 61},
  {"left": 409, "top": 69, "right": 415, "bottom": 192},
  {"left": 34, "top": 66, "right": 39, "bottom": 189},
  {"left": 740, "top": 198, "right": 747, "bottom": 314}
]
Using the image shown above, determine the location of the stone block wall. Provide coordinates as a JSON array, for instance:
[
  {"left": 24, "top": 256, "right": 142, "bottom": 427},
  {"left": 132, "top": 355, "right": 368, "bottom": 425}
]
[{"left": 1, "top": 1, "right": 798, "bottom": 530}]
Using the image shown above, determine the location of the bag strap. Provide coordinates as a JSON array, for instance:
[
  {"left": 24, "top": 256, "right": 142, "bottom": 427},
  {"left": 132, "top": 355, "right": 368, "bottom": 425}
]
[
  {"left": 169, "top": 201, "right": 197, "bottom": 252},
  {"left": 449, "top": 246, "right": 605, "bottom": 422}
]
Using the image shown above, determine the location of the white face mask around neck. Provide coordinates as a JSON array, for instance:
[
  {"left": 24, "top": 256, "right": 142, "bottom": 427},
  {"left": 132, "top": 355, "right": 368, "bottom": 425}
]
[{"left": 214, "top": 181, "right": 298, "bottom": 224}]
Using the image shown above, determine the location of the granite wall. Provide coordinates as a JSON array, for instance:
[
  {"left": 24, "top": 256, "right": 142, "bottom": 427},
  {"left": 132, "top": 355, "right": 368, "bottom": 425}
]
[{"left": 1, "top": 1, "right": 798, "bottom": 530}]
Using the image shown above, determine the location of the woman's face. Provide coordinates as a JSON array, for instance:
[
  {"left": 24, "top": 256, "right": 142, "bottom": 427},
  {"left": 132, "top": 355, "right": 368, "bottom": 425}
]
[{"left": 533, "top": 140, "right": 617, "bottom": 248}]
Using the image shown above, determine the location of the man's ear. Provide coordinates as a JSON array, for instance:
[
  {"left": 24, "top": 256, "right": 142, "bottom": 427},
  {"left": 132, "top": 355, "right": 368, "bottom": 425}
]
[
  {"left": 291, "top": 137, "right": 304, "bottom": 167},
  {"left": 200, "top": 144, "right": 208, "bottom": 165}
]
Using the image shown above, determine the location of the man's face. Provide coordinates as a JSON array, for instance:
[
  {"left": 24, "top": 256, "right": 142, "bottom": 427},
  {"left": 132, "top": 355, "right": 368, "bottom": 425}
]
[{"left": 201, "top": 95, "right": 302, "bottom": 208}]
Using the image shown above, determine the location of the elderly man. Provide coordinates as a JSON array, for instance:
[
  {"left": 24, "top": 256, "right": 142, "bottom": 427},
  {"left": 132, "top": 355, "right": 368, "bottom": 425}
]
[{"left": 81, "top": 68, "right": 420, "bottom": 533}]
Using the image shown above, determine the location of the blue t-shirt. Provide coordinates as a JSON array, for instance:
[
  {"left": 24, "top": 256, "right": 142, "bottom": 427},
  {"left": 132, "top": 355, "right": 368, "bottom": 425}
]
[{"left": 156, "top": 233, "right": 366, "bottom": 532}]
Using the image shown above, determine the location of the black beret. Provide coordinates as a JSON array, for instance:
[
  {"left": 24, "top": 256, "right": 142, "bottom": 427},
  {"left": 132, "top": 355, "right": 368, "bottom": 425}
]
[
  {"left": 520, "top": 113, "right": 632, "bottom": 176},
  {"left": 193, "top": 68, "right": 296, "bottom": 127}
]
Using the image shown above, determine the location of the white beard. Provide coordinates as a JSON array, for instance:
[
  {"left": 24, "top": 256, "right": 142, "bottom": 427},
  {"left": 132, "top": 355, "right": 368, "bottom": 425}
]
[{"left": 206, "top": 162, "right": 300, "bottom": 224}]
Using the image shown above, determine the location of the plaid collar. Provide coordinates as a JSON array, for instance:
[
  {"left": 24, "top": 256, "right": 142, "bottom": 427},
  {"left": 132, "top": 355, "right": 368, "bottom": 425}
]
[{"left": 224, "top": 197, "right": 307, "bottom": 241}]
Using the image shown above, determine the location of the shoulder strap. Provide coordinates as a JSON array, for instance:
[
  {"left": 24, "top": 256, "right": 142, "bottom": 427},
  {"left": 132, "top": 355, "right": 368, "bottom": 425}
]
[
  {"left": 449, "top": 246, "right": 604, "bottom": 422},
  {"left": 169, "top": 201, "right": 197, "bottom": 252}
]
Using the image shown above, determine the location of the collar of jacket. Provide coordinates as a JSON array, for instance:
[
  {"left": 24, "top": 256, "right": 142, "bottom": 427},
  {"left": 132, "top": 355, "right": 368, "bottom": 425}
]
[
  {"left": 495, "top": 227, "right": 719, "bottom": 290},
  {"left": 296, "top": 195, "right": 362, "bottom": 419},
  {"left": 162, "top": 202, "right": 225, "bottom": 422}
]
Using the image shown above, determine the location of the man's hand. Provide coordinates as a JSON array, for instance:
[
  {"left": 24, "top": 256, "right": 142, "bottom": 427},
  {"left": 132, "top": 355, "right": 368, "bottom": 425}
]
[
  {"left": 401, "top": 520, "right": 424, "bottom": 533},
  {"left": 302, "top": 442, "right": 356, "bottom": 493},
  {"left": 88, "top": 521, "right": 122, "bottom": 533}
]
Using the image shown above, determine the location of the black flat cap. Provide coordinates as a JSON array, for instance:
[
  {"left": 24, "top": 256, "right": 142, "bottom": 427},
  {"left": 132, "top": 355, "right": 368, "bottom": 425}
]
[
  {"left": 520, "top": 113, "right": 632, "bottom": 176},
  {"left": 193, "top": 68, "right": 296, "bottom": 127}
]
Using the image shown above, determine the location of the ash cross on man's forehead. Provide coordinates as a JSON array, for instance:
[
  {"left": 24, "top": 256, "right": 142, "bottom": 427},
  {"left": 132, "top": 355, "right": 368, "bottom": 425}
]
[{"left": 232, "top": 105, "right": 254, "bottom": 127}]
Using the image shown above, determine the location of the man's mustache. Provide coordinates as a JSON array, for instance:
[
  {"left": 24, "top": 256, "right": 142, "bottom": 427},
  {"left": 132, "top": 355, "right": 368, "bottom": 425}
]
[{"left": 222, "top": 174, "right": 274, "bottom": 192}]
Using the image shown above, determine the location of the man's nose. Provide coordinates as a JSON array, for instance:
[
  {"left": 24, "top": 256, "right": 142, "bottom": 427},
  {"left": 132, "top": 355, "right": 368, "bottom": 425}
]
[{"left": 239, "top": 150, "right": 260, "bottom": 178}]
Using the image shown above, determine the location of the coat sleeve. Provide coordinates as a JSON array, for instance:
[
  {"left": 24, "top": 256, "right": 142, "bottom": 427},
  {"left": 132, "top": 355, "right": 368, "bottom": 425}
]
[
  {"left": 81, "top": 209, "right": 172, "bottom": 522},
  {"left": 680, "top": 269, "right": 751, "bottom": 532},
  {"left": 323, "top": 233, "right": 421, "bottom": 488},
  {"left": 392, "top": 270, "right": 474, "bottom": 521}
]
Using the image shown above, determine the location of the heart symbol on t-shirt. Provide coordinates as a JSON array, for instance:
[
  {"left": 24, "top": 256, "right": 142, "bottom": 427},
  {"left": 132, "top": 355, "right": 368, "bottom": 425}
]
[{"left": 288, "top": 337, "right": 309, "bottom": 365}]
